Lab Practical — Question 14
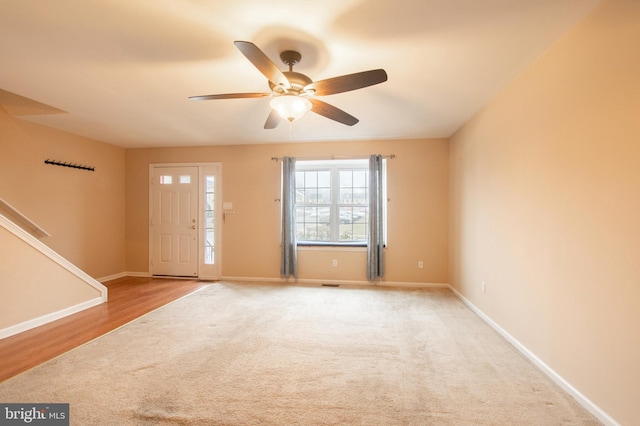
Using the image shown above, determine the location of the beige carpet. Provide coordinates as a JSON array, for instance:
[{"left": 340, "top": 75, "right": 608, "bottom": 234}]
[{"left": 0, "top": 282, "right": 599, "bottom": 425}]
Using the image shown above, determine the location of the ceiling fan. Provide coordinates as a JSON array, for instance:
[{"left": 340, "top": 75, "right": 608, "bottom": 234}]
[{"left": 189, "top": 41, "right": 388, "bottom": 128}]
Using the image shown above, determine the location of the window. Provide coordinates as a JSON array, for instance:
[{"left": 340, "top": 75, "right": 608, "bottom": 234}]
[
  {"left": 294, "top": 159, "right": 385, "bottom": 245},
  {"left": 204, "top": 175, "right": 215, "bottom": 264}
]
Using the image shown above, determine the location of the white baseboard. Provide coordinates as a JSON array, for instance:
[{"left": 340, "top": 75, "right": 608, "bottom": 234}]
[
  {"left": 378, "top": 281, "right": 450, "bottom": 289},
  {"left": 125, "top": 271, "right": 151, "bottom": 278},
  {"left": 448, "top": 286, "right": 619, "bottom": 426},
  {"left": 126, "top": 271, "right": 151, "bottom": 278},
  {"left": 0, "top": 297, "right": 105, "bottom": 340},
  {"left": 105, "top": 271, "right": 151, "bottom": 278},
  {"left": 108, "top": 274, "right": 449, "bottom": 289},
  {"left": 96, "top": 271, "right": 150, "bottom": 283},
  {"left": 99, "top": 271, "right": 197, "bottom": 282},
  {"left": 220, "top": 276, "right": 449, "bottom": 288},
  {"left": 96, "top": 272, "right": 128, "bottom": 282}
]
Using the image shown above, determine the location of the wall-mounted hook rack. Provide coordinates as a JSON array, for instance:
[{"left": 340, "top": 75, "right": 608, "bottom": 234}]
[{"left": 44, "top": 159, "right": 95, "bottom": 172}]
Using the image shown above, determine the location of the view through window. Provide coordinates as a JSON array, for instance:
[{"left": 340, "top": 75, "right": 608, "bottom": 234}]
[{"left": 294, "top": 159, "right": 385, "bottom": 245}]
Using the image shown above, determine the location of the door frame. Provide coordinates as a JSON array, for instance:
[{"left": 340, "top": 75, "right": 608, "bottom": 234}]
[{"left": 149, "top": 162, "right": 222, "bottom": 280}]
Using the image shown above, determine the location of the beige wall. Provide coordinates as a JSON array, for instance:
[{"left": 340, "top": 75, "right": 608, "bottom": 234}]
[
  {"left": 0, "top": 110, "right": 126, "bottom": 278},
  {"left": 126, "top": 138, "right": 449, "bottom": 284},
  {"left": 449, "top": 0, "right": 640, "bottom": 424},
  {"left": 2, "top": 2, "right": 636, "bottom": 421},
  {"left": 0, "top": 224, "right": 102, "bottom": 330}
]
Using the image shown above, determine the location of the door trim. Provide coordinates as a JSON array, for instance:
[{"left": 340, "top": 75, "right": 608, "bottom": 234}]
[{"left": 149, "top": 163, "right": 222, "bottom": 280}]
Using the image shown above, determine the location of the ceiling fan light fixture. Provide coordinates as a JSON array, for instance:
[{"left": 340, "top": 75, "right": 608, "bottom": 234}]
[
  {"left": 270, "top": 95, "right": 312, "bottom": 122},
  {"left": 191, "top": 41, "right": 388, "bottom": 128}
]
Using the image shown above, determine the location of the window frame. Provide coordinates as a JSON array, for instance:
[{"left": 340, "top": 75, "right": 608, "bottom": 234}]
[{"left": 294, "top": 159, "right": 385, "bottom": 247}]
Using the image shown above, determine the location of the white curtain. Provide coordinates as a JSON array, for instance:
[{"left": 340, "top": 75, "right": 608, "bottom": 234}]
[
  {"left": 280, "top": 157, "right": 298, "bottom": 278},
  {"left": 367, "top": 154, "right": 385, "bottom": 280}
]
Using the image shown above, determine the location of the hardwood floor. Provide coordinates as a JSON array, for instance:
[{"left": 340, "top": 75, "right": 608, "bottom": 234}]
[{"left": 0, "top": 276, "right": 210, "bottom": 383}]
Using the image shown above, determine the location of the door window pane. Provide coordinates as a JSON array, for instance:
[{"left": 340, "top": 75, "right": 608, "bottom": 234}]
[{"left": 204, "top": 176, "right": 215, "bottom": 264}]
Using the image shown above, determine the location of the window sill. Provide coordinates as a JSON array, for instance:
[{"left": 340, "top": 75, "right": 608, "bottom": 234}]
[
  {"left": 297, "top": 242, "right": 367, "bottom": 252},
  {"left": 298, "top": 241, "right": 366, "bottom": 247}
]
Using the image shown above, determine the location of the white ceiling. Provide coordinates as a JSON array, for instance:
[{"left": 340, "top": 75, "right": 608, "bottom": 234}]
[{"left": 0, "top": 0, "right": 600, "bottom": 148}]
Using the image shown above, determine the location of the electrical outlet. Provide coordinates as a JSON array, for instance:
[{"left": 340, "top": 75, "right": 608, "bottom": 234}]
[
  {"left": 332, "top": 259, "right": 338, "bottom": 267},
  {"left": 418, "top": 261, "right": 424, "bottom": 269},
  {"left": 481, "top": 281, "right": 486, "bottom": 293}
]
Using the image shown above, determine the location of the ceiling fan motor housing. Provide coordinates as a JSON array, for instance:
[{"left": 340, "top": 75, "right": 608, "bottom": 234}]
[
  {"left": 267, "top": 50, "right": 313, "bottom": 95},
  {"left": 270, "top": 71, "right": 312, "bottom": 94}
]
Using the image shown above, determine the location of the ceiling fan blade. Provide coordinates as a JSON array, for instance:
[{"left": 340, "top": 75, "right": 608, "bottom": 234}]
[
  {"left": 264, "top": 109, "right": 280, "bottom": 129},
  {"left": 309, "top": 98, "right": 359, "bottom": 126},
  {"left": 305, "top": 69, "right": 387, "bottom": 96},
  {"left": 189, "top": 93, "right": 271, "bottom": 101},
  {"left": 234, "top": 41, "right": 290, "bottom": 89}
]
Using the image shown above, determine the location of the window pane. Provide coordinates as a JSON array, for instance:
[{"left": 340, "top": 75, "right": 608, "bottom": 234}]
[
  {"left": 305, "top": 223, "right": 329, "bottom": 241},
  {"left": 304, "top": 223, "right": 318, "bottom": 240},
  {"left": 318, "top": 171, "right": 330, "bottom": 187},
  {"left": 205, "top": 230, "right": 214, "bottom": 264},
  {"left": 353, "top": 170, "right": 367, "bottom": 187},
  {"left": 317, "top": 223, "right": 330, "bottom": 240},
  {"left": 354, "top": 206, "right": 367, "bottom": 223},
  {"left": 340, "top": 170, "right": 352, "bottom": 187},
  {"left": 299, "top": 221, "right": 331, "bottom": 241},
  {"left": 296, "top": 223, "right": 305, "bottom": 240},
  {"left": 338, "top": 170, "right": 368, "bottom": 205},
  {"left": 206, "top": 176, "right": 215, "bottom": 192},
  {"left": 353, "top": 188, "right": 367, "bottom": 204},
  {"left": 305, "top": 171, "right": 317, "bottom": 187},
  {"left": 296, "top": 205, "right": 331, "bottom": 241},
  {"left": 179, "top": 175, "right": 191, "bottom": 184},
  {"left": 339, "top": 207, "right": 353, "bottom": 224},
  {"left": 339, "top": 206, "right": 368, "bottom": 241},
  {"left": 317, "top": 188, "right": 330, "bottom": 204},
  {"left": 160, "top": 175, "right": 172, "bottom": 185},
  {"left": 304, "top": 206, "right": 316, "bottom": 220},
  {"left": 340, "top": 188, "right": 353, "bottom": 204},
  {"left": 317, "top": 207, "right": 330, "bottom": 224},
  {"left": 296, "top": 207, "right": 305, "bottom": 222},
  {"left": 339, "top": 224, "right": 353, "bottom": 240},
  {"left": 304, "top": 188, "right": 319, "bottom": 204},
  {"left": 297, "top": 170, "right": 331, "bottom": 205},
  {"left": 204, "top": 175, "right": 215, "bottom": 265},
  {"left": 293, "top": 159, "right": 378, "bottom": 243}
]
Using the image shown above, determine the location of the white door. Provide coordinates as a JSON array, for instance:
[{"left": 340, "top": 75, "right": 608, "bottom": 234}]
[{"left": 150, "top": 166, "right": 199, "bottom": 277}]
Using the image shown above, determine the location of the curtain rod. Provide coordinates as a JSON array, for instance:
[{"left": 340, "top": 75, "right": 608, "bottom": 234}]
[{"left": 271, "top": 154, "right": 396, "bottom": 161}]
